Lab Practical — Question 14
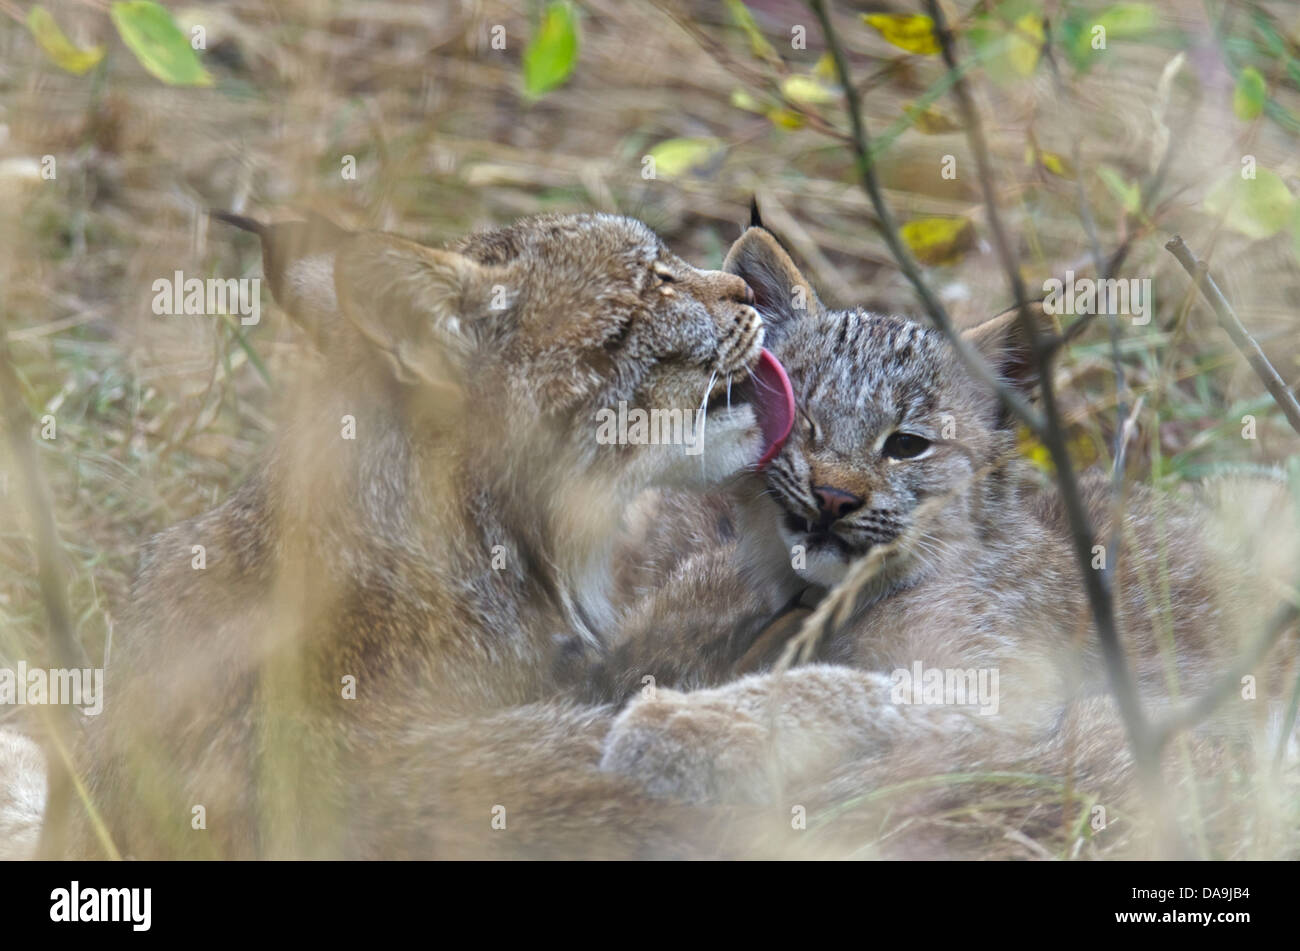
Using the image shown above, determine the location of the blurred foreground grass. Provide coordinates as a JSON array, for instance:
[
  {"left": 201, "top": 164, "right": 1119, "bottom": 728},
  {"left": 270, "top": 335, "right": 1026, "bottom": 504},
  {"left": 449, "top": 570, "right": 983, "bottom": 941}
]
[{"left": 1, "top": 0, "right": 1299, "bottom": 857}]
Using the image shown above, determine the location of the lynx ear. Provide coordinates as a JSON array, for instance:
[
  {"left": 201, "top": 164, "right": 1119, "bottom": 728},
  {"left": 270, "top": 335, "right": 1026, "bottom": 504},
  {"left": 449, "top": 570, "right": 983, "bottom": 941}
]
[
  {"left": 210, "top": 211, "right": 350, "bottom": 347},
  {"left": 960, "top": 304, "right": 1045, "bottom": 399},
  {"left": 723, "top": 226, "right": 821, "bottom": 346},
  {"left": 333, "top": 233, "right": 501, "bottom": 386}
]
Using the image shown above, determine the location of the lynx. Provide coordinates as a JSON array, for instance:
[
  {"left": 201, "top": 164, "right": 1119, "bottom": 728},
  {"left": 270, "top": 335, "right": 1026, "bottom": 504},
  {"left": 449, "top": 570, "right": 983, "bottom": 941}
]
[
  {"left": 54, "top": 212, "right": 796, "bottom": 859},
  {"left": 593, "top": 223, "right": 1300, "bottom": 857}
]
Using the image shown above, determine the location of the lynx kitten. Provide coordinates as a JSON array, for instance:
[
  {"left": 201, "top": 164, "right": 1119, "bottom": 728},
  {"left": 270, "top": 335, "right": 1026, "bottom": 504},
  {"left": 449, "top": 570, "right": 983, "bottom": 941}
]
[{"left": 596, "top": 224, "right": 1299, "bottom": 857}]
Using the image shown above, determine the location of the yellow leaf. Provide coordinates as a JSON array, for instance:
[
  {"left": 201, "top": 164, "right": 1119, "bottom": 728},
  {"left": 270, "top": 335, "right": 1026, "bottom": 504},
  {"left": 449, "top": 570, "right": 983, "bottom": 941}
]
[
  {"left": 909, "top": 101, "right": 961, "bottom": 134},
  {"left": 1018, "top": 426, "right": 1053, "bottom": 473},
  {"left": 1071, "top": 430, "right": 1100, "bottom": 469},
  {"left": 813, "top": 52, "right": 837, "bottom": 81},
  {"left": 1024, "top": 146, "right": 1074, "bottom": 178},
  {"left": 863, "top": 13, "right": 940, "bottom": 55},
  {"left": 646, "top": 137, "right": 723, "bottom": 179},
  {"left": 730, "top": 88, "right": 763, "bottom": 113},
  {"left": 1018, "top": 425, "right": 1097, "bottom": 472},
  {"left": 726, "top": 0, "right": 778, "bottom": 62},
  {"left": 898, "top": 217, "right": 976, "bottom": 265},
  {"left": 730, "top": 89, "right": 804, "bottom": 128},
  {"left": 27, "top": 6, "right": 105, "bottom": 76},
  {"left": 765, "top": 107, "right": 805, "bottom": 130},
  {"left": 780, "top": 75, "right": 835, "bottom": 104},
  {"left": 1007, "top": 14, "right": 1044, "bottom": 76}
]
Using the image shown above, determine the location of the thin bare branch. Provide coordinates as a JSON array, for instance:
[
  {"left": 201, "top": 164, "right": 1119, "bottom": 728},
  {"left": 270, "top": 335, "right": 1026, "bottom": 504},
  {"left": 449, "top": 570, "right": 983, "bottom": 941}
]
[
  {"left": 919, "top": 0, "right": 1154, "bottom": 770},
  {"left": 807, "top": 0, "right": 1045, "bottom": 440},
  {"left": 1165, "top": 235, "right": 1300, "bottom": 437}
]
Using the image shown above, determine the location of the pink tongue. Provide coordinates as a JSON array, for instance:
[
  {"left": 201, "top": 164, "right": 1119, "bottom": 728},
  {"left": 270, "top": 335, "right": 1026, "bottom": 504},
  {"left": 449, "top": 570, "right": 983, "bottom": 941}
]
[{"left": 752, "top": 348, "right": 795, "bottom": 469}]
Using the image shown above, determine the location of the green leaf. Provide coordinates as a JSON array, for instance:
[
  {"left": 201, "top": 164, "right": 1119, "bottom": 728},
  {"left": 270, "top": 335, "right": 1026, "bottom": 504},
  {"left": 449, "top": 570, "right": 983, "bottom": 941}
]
[
  {"left": 646, "top": 138, "right": 723, "bottom": 179},
  {"left": 1062, "top": 4, "right": 1159, "bottom": 72},
  {"left": 1205, "top": 169, "right": 1295, "bottom": 239},
  {"left": 898, "top": 217, "right": 976, "bottom": 265},
  {"left": 1097, "top": 164, "right": 1141, "bottom": 214},
  {"left": 1097, "top": 3, "right": 1159, "bottom": 37},
  {"left": 1233, "top": 67, "right": 1267, "bottom": 120},
  {"left": 522, "top": 1, "right": 579, "bottom": 100},
  {"left": 27, "top": 6, "right": 105, "bottom": 75},
  {"left": 725, "top": 0, "right": 778, "bottom": 62},
  {"left": 862, "top": 13, "right": 940, "bottom": 55},
  {"left": 109, "top": 1, "right": 212, "bottom": 86}
]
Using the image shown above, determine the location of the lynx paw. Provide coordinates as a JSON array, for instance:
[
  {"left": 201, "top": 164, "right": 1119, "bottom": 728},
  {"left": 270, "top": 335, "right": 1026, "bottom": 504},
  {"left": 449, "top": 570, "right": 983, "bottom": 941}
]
[{"left": 599, "top": 688, "right": 777, "bottom": 804}]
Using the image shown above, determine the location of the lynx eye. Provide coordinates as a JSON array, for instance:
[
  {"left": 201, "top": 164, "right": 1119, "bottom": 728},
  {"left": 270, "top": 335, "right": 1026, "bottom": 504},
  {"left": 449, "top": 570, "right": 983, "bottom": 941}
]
[
  {"left": 882, "top": 431, "right": 931, "bottom": 460},
  {"left": 652, "top": 262, "right": 677, "bottom": 283},
  {"left": 798, "top": 406, "right": 820, "bottom": 442}
]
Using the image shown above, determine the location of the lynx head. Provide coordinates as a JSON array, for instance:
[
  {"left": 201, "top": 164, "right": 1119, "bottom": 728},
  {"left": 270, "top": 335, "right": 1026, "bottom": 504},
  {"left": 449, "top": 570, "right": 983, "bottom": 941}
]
[
  {"left": 223, "top": 212, "right": 794, "bottom": 493},
  {"left": 723, "top": 224, "right": 1038, "bottom": 598}
]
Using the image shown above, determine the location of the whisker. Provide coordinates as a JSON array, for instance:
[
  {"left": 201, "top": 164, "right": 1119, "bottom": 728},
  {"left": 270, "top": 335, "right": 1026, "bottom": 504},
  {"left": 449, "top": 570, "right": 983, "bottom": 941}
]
[
  {"left": 697, "top": 369, "right": 717, "bottom": 475},
  {"left": 698, "top": 369, "right": 717, "bottom": 415}
]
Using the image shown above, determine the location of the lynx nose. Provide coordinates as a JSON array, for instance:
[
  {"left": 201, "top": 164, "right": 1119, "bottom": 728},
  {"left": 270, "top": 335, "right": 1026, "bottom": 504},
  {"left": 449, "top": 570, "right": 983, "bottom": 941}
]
[{"left": 812, "top": 486, "right": 863, "bottom": 520}]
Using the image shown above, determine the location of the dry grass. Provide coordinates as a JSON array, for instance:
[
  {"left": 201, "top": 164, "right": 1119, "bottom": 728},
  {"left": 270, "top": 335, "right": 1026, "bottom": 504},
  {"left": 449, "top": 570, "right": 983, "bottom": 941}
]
[{"left": 1, "top": 0, "right": 1298, "bottom": 858}]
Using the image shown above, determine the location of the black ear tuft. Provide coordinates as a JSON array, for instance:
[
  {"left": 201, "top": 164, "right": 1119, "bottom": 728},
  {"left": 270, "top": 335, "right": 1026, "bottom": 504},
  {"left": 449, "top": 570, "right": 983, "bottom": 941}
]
[
  {"left": 211, "top": 210, "right": 352, "bottom": 347},
  {"left": 749, "top": 196, "right": 763, "bottom": 230},
  {"left": 209, "top": 210, "right": 265, "bottom": 237}
]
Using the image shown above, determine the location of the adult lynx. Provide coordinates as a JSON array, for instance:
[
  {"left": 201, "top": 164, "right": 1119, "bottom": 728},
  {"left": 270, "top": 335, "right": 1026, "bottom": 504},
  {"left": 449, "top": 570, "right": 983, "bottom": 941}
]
[{"left": 60, "top": 213, "right": 795, "bottom": 859}]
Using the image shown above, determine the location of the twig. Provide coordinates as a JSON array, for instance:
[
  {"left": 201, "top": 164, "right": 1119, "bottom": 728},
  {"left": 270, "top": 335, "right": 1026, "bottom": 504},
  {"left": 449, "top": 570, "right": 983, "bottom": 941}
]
[
  {"left": 806, "top": 0, "right": 1045, "bottom": 439},
  {"left": 653, "top": 0, "right": 851, "bottom": 146},
  {"left": 1041, "top": 26, "right": 1134, "bottom": 597},
  {"left": 806, "top": 2, "right": 1151, "bottom": 775},
  {"left": 1112, "top": 395, "right": 1145, "bottom": 482},
  {"left": 919, "top": 0, "right": 1155, "bottom": 773},
  {"left": 1164, "top": 235, "right": 1300, "bottom": 437}
]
